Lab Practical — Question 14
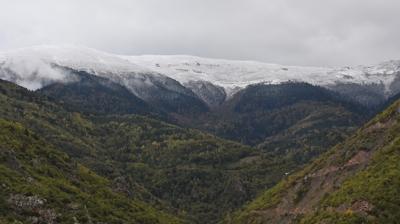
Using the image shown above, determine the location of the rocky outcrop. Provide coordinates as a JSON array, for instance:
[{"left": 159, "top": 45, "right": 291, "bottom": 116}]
[{"left": 7, "top": 194, "right": 58, "bottom": 224}]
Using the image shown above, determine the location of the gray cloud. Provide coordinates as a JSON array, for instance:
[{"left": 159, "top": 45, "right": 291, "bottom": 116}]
[{"left": 0, "top": 0, "right": 399, "bottom": 66}]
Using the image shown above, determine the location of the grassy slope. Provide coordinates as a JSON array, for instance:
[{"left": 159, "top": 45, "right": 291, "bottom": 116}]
[
  {"left": 228, "top": 100, "right": 400, "bottom": 224},
  {"left": 0, "top": 119, "right": 181, "bottom": 224}
]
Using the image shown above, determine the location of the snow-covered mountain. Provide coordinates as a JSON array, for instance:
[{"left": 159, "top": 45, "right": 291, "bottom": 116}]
[
  {"left": 0, "top": 45, "right": 152, "bottom": 90},
  {"left": 1, "top": 45, "right": 400, "bottom": 107},
  {"left": 0, "top": 45, "right": 201, "bottom": 109},
  {"left": 126, "top": 55, "right": 400, "bottom": 96}
]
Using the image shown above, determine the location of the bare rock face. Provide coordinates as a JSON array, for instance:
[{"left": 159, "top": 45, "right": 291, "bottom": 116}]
[
  {"left": 8, "top": 194, "right": 46, "bottom": 210},
  {"left": 7, "top": 194, "right": 58, "bottom": 224},
  {"left": 350, "top": 200, "right": 374, "bottom": 215},
  {"left": 244, "top": 149, "right": 374, "bottom": 224}
]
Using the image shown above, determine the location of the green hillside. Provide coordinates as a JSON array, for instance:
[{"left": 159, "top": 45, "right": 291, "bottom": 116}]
[
  {"left": 0, "top": 119, "right": 181, "bottom": 224},
  {"left": 228, "top": 99, "right": 400, "bottom": 224},
  {"left": 180, "top": 83, "right": 368, "bottom": 170},
  {"left": 34, "top": 77, "right": 368, "bottom": 173},
  {"left": 0, "top": 79, "right": 292, "bottom": 223},
  {"left": 2, "top": 78, "right": 391, "bottom": 224}
]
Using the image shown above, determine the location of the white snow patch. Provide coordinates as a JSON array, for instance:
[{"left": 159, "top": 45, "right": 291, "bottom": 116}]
[
  {"left": 1, "top": 45, "right": 399, "bottom": 95},
  {"left": 125, "top": 55, "right": 400, "bottom": 94}
]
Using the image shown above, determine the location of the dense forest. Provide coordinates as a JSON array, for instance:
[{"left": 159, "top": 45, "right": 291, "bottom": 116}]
[
  {"left": 0, "top": 80, "right": 302, "bottom": 223},
  {"left": 1, "top": 77, "right": 398, "bottom": 224}
]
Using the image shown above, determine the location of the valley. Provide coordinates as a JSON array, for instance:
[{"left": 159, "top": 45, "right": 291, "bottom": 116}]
[{"left": 0, "top": 46, "right": 399, "bottom": 223}]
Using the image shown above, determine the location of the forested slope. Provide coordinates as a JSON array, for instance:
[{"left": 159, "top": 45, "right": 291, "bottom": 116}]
[{"left": 228, "top": 98, "right": 400, "bottom": 224}]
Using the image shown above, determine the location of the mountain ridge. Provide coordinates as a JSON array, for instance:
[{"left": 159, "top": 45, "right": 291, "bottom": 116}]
[{"left": 1, "top": 45, "right": 400, "bottom": 108}]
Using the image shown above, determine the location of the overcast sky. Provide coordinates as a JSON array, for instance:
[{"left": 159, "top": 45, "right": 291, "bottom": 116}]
[{"left": 0, "top": 0, "right": 399, "bottom": 66}]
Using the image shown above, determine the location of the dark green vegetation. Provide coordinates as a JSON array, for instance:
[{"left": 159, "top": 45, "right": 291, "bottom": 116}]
[
  {"left": 228, "top": 98, "right": 400, "bottom": 223},
  {"left": 0, "top": 119, "right": 181, "bottom": 224},
  {"left": 39, "top": 78, "right": 371, "bottom": 174},
  {"left": 38, "top": 68, "right": 208, "bottom": 116},
  {"left": 38, "top": 78, "right": 368, "bottom": 155},
  {"left": 0, "top": 79, "right": 297, "bottom": 223},
  {"left": 186, "top": 82, "right": 367, "bottom": 146},
  {"left": 8, "top": 72, "right": 400, "bottom": 223},
  {"left": 38, "top": 70, "right": 158, "bottom": 116},
  {"left": 37, "top": 77, "right": 369, "bottom": 170},
  {"left": 1, "top": 77, "right": 387, "bottom": 224},
  {"left": 181, "top": 83, "right": 368, "bottom": 169}
]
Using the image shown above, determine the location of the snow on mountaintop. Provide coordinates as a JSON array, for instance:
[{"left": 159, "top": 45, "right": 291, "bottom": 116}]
[
  {"left": 0, "top": 45, "right": 158, "bottom": 90},
  {"left": 126, "top": 55, "right": 400, "bottom": 95},
  {"left": 1, "top": 45, "right": 152, "bottom": 75},
  {"left": 0, "top": 45, "right": 399, "bottom": 96}
]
